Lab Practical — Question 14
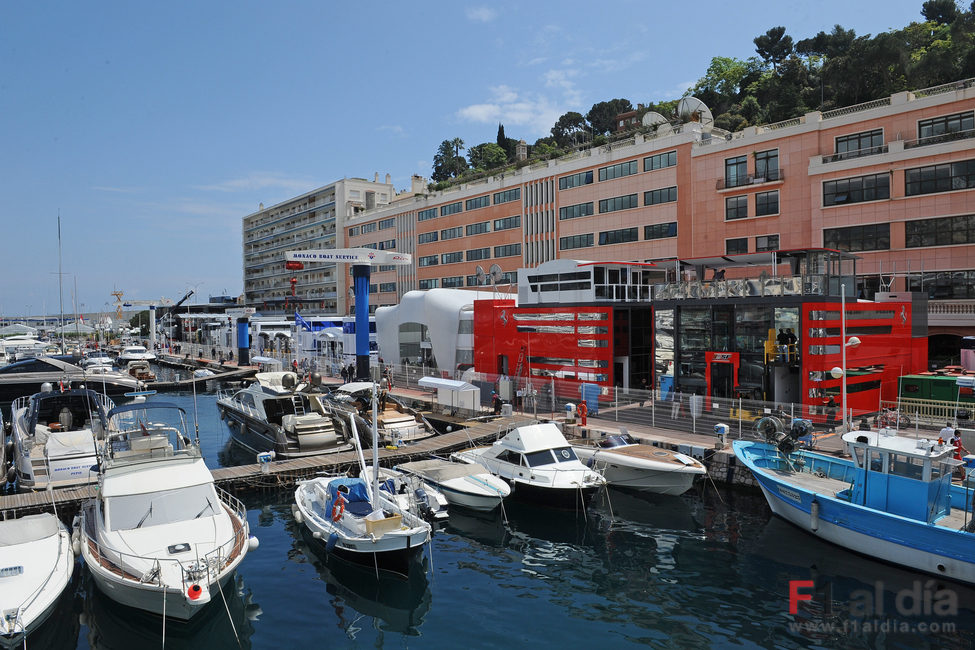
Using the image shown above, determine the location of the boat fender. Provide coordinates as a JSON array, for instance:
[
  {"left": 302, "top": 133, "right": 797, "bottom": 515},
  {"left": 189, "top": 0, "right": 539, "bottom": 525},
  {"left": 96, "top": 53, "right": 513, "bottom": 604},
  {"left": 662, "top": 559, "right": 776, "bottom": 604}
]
[
  {"left": 325, "top": 532, "right": 339, "bottom": 552},
  {"left": 291, "top": 505, "right": 304, "bottom": 524},
  {"left": 71, "top": 527, "right": 82, "bottom": 556},
  {"left": 247, "top": 536, "right": 260, "bottom": 552},
  {"left": 810, "top": 499, "right": 820, "bottom": 532},
  {"left": 187, "top": 584, "right": 203, "bottom": 601},
  {"left": 332, "top": 495, "right": 346, "bottom": 521},
  {"left": 5, "top": 466, "right": 15, "bottom": 485},
  {"left": 312, "top": 531, "right": 322, "bottom": 539}
]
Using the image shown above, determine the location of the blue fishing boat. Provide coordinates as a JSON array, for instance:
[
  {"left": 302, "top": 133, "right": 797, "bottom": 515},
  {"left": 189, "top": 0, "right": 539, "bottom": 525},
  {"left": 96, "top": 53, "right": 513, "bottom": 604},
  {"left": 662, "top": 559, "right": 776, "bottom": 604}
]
[{"left": 734, "top": 430, "right": 975, "bottom": 585}]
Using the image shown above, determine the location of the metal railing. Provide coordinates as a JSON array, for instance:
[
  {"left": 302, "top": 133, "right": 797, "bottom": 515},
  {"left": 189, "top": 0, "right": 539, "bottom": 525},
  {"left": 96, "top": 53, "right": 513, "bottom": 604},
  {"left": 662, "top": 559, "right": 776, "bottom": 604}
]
[
  {"left": 821, "top": 97, "right": 892, "bottom": 120},
  {"left": 911, "top": 77, "right": 975, "bottom": 98},
  {"left": 903, "top": 128, "right": 975, "bottom": 150},
  {"left": 821, "top": 144, "right": 889, "bottom": 164},
  {"left": 715, "top": 168, "right": 784, "bottom": 190}
]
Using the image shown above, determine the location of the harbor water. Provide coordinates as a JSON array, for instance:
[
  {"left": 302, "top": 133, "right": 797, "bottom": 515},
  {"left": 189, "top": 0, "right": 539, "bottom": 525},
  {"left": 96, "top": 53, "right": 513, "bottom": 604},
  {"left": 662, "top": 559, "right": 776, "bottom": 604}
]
[{"left": 22, "top": 388, "right": 975, "bottom": 649}]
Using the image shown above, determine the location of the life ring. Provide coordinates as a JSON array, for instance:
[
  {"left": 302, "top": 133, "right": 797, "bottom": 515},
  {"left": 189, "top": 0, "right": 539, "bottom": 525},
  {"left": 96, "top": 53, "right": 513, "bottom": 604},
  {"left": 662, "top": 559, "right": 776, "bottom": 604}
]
[{"left": 331, "top": 496, "right": 346, "bottom": 522}]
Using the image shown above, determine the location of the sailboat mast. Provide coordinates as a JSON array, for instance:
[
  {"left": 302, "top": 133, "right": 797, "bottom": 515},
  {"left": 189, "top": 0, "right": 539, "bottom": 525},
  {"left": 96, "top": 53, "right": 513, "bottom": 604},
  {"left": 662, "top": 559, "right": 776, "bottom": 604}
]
[
  {"left": 58, "top": 213, "right": 65, "bottom": 354},
  {"left": 372, "top": 381, "right": 379, "bottom": 510}
]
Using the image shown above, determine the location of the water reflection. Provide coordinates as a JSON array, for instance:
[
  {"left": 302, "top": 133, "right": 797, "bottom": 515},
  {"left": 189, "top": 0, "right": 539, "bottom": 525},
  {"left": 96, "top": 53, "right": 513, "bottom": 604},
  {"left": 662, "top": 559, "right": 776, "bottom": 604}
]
[
  {"left": 82, "top": 573, "right": 260, "bottom": 650},
  {"left": 291, "top": 525, "right": 432, "bottom": 637}
]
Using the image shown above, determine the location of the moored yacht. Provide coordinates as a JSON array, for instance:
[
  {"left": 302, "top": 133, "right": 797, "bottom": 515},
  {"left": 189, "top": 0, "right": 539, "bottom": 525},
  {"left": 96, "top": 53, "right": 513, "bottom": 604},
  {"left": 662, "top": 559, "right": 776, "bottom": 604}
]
[
  {"left": 326, "top": 382, "right": 433, "bottom": 447},
  {"left": 75, "top": 401, "right": 258, "bottom": 620},
  {"left": 573, "top": 432, "right": 706, "bottom": 495},
  {"left": 8, "top": 386, "right": 114, "bottom": 490},
  {"left": 394, "top": 458, "right": 511, "bottom": 512},
  {"left": 0, "top": 355, "right": 143, "bottom": 408},
  {"left": 116, "top": 345, "right": 156, "bottom": 365},
  {"left": 451, "top": 422, "right": 606, "bottom": 507}
]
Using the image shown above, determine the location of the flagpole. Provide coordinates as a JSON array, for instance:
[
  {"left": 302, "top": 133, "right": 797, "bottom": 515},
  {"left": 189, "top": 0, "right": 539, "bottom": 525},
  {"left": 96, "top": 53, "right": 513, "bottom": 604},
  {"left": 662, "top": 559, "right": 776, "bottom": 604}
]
[{"left": 58, "top": 213, "right": 65, "bottom": 354}]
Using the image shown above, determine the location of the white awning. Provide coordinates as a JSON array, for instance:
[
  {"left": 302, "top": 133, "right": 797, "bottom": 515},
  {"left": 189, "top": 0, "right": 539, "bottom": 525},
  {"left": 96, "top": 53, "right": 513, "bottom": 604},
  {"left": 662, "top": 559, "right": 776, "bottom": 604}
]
[{"left": 418, "top": 377, "right": 477, "bottom": 392}]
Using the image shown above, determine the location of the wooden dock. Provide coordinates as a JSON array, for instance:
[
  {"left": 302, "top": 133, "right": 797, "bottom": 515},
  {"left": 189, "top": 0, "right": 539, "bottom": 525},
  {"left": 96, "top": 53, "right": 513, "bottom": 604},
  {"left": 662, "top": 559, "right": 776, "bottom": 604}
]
[{"left": 0, "top": 415, "right": 535, "bottom": 518}]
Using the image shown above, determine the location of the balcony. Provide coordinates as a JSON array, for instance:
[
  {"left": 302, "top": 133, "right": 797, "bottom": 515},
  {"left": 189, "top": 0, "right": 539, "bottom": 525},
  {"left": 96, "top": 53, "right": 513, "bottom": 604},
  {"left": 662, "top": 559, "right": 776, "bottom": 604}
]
[
  {"left": 821, "top": 144, "right": 889, "bottom": 164},
  {"left": 904, "top": 128, "right": 975, "bottom": 150},
  {"left": 715, "top": 168, "right": 784, "bottom": 190},
  {"left": 927, "top": 299, "right": 975, "bottom": 328}
]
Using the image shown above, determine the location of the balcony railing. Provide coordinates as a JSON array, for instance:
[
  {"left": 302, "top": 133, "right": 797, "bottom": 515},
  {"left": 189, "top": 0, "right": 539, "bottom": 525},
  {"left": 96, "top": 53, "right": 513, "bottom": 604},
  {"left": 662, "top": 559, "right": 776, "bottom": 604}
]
[
  {"left": 821, "top": 144, "right": 889, "bottom": 164},
  {"left": 715, "top": 168, "right": 784, "bottom": 190},
  {"left": 903, "top": 128, "right": 975, "bottom": 150}
]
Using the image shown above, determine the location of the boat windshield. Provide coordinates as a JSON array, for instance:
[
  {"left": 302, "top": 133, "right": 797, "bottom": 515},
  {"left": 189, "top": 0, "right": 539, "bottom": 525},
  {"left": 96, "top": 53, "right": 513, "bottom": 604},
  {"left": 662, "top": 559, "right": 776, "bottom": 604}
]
[
  {"left": 597, "top": 434, "right": 635, "bottom": 449},
  {"left": 524, "top": 450, "right": 557, "bottom": 467},
  {"left": 107, "top": 484, "right": 219, "bottom": 531},
  {"left": 552, "top": 447, "right": 578, "bottom": 463}
]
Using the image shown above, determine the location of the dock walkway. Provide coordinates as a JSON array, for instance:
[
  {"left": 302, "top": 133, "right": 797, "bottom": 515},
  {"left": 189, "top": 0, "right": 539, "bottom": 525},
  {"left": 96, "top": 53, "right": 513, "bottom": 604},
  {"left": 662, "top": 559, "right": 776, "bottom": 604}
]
[{"left": 0, "top": 415, "right": 533, "bottom": 517}]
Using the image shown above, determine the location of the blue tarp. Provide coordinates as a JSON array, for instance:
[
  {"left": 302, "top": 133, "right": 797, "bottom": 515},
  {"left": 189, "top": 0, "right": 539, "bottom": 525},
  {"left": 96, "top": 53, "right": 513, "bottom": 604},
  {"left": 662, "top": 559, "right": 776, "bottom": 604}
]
[{"left": 326, "top": 477, "right": 371, "bottom": 508}]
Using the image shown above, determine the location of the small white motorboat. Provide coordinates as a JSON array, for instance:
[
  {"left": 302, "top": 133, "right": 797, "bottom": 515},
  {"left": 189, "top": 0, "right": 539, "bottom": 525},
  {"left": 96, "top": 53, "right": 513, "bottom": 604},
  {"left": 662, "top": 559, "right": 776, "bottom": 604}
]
[
  {"left": 361, "top": 465, "right": 450, "bottom": 522},
  {"left": 573, "top": 432, "right": 706, "bottom": 495},
  {"left": 116, "top": 345, "right": 156, "bottom": 365},
  {"left": 451, "top": 422, "right": 606, "bottom": 507},
  {"left": 0, "top": 513, "right": 74, "bottom": 645},
  {"left": 395, "top": 459, "right": 511, "bottom": 512}
]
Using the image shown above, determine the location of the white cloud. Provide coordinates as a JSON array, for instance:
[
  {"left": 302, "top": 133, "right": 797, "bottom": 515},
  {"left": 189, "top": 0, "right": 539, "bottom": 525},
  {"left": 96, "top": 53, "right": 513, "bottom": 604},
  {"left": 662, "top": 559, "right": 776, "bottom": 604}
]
[
  {"left": 466, "top": 7, "right": 496, "bottom": 22},
  {"left": 655, "top": 79, "right": 696, "bottom": 100},
  {"left": 193, "top": 172, "right": 313, "bottom": 193},
  {"left": 456, "top": 86, "right": 563, "bottom": 137},
  {"left": 377, "top": 124, "right": 405, "bottom": 136}
]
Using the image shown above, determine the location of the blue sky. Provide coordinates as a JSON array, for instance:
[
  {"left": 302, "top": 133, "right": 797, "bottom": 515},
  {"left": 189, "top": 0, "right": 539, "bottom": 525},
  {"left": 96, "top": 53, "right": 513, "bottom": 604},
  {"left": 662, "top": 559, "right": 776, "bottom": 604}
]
[{"left": 1, "top": 0, "right": 932, "bottom": 318}]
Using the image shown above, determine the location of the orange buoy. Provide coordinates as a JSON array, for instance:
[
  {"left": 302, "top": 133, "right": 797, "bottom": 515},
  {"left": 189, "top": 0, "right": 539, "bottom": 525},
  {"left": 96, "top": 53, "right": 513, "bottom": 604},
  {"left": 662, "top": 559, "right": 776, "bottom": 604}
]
[{"left": 187, "top": 584, "right": 203, "bottom": 600}]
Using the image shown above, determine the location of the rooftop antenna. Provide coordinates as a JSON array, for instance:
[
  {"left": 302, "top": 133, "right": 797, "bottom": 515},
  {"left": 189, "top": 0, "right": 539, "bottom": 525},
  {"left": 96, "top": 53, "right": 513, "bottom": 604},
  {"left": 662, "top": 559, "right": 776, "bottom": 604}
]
[
  {"left": 641, "top": 111, "right": 673, "bottom": 136},
  {"left": 676, "top": 96, "right": 714, "bottom": 132}
]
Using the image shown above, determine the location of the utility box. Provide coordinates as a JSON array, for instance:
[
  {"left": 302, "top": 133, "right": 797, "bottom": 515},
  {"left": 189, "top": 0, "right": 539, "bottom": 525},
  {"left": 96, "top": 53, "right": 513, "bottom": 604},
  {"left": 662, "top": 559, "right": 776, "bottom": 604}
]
[{"left": 365, "top": 513, "right": 403, "bottom": 537}]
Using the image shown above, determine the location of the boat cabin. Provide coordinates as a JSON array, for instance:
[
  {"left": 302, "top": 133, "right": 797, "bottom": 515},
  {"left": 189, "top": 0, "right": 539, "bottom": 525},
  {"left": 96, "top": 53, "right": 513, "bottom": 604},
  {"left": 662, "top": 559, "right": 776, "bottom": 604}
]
[{"left": 842, "top": 430, "right": 961, "bottom": 523}]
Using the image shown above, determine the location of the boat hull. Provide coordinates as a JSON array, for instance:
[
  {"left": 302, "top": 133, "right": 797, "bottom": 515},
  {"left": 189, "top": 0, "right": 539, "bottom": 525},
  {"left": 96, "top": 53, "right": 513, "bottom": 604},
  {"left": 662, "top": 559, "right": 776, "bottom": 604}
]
[
  {"left": 435, "top": 481, "right": 505, "bottom": 512},
  {"left": 507, "top": 480, "right": 600, "bottom": 509},
  {"left": 736, "top": 441, "right": 975, "bottom": 586},
  {"left": 218, "top": 402, "right": 349, "bottom": 460},
  {"left": 574, "top": 447, "right": 702, "bottom": 495},
  {"left": 300, "top": 524, "right": 425, "bottom": 578}
]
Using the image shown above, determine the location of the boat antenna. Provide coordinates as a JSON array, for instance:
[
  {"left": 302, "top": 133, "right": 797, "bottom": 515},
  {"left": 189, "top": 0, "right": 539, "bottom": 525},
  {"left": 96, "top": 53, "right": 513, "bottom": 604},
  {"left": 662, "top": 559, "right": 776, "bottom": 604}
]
[
  {"left": 192, "top": 371, "right": 200, "bottom": 446},
  {"left": 58, "top": 212, "right": 65, "bottom": 355},
  {"left": 371, "top": 380, "right": 380, "bottom": 513}
]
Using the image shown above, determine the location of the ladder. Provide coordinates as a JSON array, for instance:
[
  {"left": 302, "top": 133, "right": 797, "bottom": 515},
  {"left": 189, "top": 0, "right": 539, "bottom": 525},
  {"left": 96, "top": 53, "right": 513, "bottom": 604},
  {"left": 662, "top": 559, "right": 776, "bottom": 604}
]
[
  {"left": 291, "top": 395, "right": 305, "bottom": 417},
  {"left": 513, "top": 345, "right": 527, "bottom": 389}
]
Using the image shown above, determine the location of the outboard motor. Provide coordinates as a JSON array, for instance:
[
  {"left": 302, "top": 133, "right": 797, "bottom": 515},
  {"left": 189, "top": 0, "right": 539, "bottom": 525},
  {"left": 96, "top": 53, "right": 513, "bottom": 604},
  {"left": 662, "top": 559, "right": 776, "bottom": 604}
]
[{"left": 755, "top": 416, "right": 813, "bottom": 454}]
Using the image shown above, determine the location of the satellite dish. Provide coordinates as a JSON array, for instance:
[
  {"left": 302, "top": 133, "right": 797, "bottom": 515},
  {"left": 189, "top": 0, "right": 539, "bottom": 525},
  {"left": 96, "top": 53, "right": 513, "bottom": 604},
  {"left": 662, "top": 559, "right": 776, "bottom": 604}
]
[
  {"left": 475, "top": 265, "right": 486, "bottom": 286},
  {"left": 676, "top": 96, "right": 714, "bottom": 131},
  {"left": 489, "top": 263, "right": 505, "bottom": 285},
  {"left": 641, "top": 111, "right": 673, "bottom": 136}
]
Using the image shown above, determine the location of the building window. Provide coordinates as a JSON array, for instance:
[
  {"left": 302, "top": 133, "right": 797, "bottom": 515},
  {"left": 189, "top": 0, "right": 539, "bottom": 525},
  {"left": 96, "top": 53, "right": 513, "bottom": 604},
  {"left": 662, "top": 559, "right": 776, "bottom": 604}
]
[
  {"left": 494, "top": 244, "right": 521, "bottom": 258},
  {"left": 824, "top": 223, "right": 890, "bottom": 251},
  {"left": 442, "top": 276, "right": 464, "bottom": 288},
  {"left": 441, "top": 252, "right": 463, "bottom": 264},
  {"left": 755, "top": 190, "right": 779, "bottom": 216},
  {"left": 466, "top": 275, "right": 481, "bottom": 286},
  {"left": 598, "top": 227, "right": 639, "bottom": 245},
  {"left": 466, "top": 195, "right": 490, "bottom": 210},
  {"left": 361, "top": 223, "right": 377, "bottom": 233},
  {"left": 494, "top": 215, "right": 521, "bottom": 231},
  {"left": 823, "top": 173, "right": 890, "bottom": 205},
  {"left": 467, "top": 247, "right": 490, "bottom": 261},
  {"left": 644, "top": 150, "right": 677, "bottom": 172},
  {"left": 558, "top": 171, "right": 593, "bottom": 190},
  {"left": 726, "top": 238, "right": 748, "bottom": 255},
  {"left": 466, "top": 221, "right": 491, "bottom": 236},
  {"left": 835, "top": 129, "right": 883, "bottom": 158},
  {"left": 598, "top": 160, "right": 638, "bottom": 182},
  {"left": 725, "top": 195, "right": 748, "bottom": 220},
  {"left": 559, "top": 202, "right": 594, "bottom": 220},
  {"left": 441, "top": 202, "right": 463, "bottom": 216},
  {"left": 598, "top": 194, "right": 639, "bottom": 214},
  {"left": 418, "top": 255, "right": 439, "bottom": 267},
  {"left": 645, "top": 222, "right": 677, "bottom": 240},
  {"left": 417, "top": 231, "right": 438, "bottom": 244},
  {"left": 725, "top": 155, "right": 748, "bottom": 188},
  {"left": 348, "top": 226, "right": 359, "bottom": 237},
  {"left": 755, "top": 234, "right": 779, "bottom": 252},
  {"left": 905, "top": 159, "right": 975, "bottom": 196},
  {"left": 441, "top": 226, "right": 463, "bottom": 240},
  {"left": 378, "top": 218, "right": 395, "bottom": 230},
  {"left": 418, "top": 279, "right": 439, "bottom": 290},
  {"left": 560, "top": 234, "right": 594, "bottom": 250},
  {"left": 918, "top": 111, "right": 974, "bottom": 140},
  {"left": 905, "top": 214, "right": 975, "bottom": 248},
  {"left": 379, "top": 282, "right": 396, "bottom": 293},
  {"left": 754, "top": 149, "right": 779, "bottom": 181},
  {"left": 644, "top": 186, "right": 677, "bottom": 206},
  {"left": 494, "top": 188, "right": 521, "bottom": 204},
  {"left": 418, "top": 207, "right": 438, "bottom": 221},
  {"left": 907, "top": 269, "right": 975, "bottom": 299},
  {"left": 378, "top": 239, "right": 396, "bottom": 250},
  {"left": 377, "top": 265, "right": 395, "bottom": 272}
]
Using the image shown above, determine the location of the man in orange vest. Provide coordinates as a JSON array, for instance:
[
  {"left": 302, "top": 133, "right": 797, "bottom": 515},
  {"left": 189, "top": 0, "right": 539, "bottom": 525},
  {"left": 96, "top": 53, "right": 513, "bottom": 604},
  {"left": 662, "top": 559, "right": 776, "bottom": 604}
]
[{"left": 578, "top": 401, "right": 588, "bottom": 427}]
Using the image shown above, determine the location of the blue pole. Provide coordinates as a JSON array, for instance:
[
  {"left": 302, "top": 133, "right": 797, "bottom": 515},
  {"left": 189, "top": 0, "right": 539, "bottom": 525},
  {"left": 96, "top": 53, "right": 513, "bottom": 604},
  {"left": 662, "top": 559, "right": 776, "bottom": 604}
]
[{"left": 352, "top": 264, "right": 371, "bottom": 380}]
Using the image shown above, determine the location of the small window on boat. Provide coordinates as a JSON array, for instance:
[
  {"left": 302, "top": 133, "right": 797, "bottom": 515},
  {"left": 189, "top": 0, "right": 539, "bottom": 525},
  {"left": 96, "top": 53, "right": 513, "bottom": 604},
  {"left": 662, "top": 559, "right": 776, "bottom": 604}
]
[
  {"left": 496, "top": 450, "right": 520, "bottom": 465},
  {"left": 552, "top": 447, "right": 578, "bottom": 463},
  {"left": 852, "top": 446, "right": 865, "bottom": 468},
  {"left": 525, "top": 450, "right": 556, "bottom": 467}
]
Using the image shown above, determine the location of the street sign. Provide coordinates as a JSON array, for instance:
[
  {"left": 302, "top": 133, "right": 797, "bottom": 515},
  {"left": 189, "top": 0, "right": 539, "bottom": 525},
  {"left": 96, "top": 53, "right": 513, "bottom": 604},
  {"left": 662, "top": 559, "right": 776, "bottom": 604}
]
[{"left": 285, "top": 249, "right": 412, "bottom": 265}]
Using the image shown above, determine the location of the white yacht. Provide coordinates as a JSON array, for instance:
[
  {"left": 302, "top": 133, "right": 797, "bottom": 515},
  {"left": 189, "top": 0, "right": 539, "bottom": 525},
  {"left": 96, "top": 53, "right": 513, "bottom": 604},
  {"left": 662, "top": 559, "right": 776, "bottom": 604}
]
[
  {"left": 116, "top": 345, "right": 156, "bottom": 365},
  {"left": 8, "top": 386, "right": 114, "bottom": 490},
  {"left": 394, "top": 459, "right": 511, "bottom": 512},
  {"left": 573, "top": 432, "right": 706, "bottom": 495},
  {"left": 75, "top": 401, "right": 258, "bottom": 620},
  {"left": 0, "top": 513, "right": 74, "bottom": 645},
  {"left": 80, "top": 350, "right": 114, "bottom": 370},
  {"left": 451, "top": 422, "right": 606, "bottom": 507},
  {"left": 326, "top": 382, "right": 433, "bottom": 446},
  {"left": 361, "top": 465, "right": 450, "bottom": 521}
]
